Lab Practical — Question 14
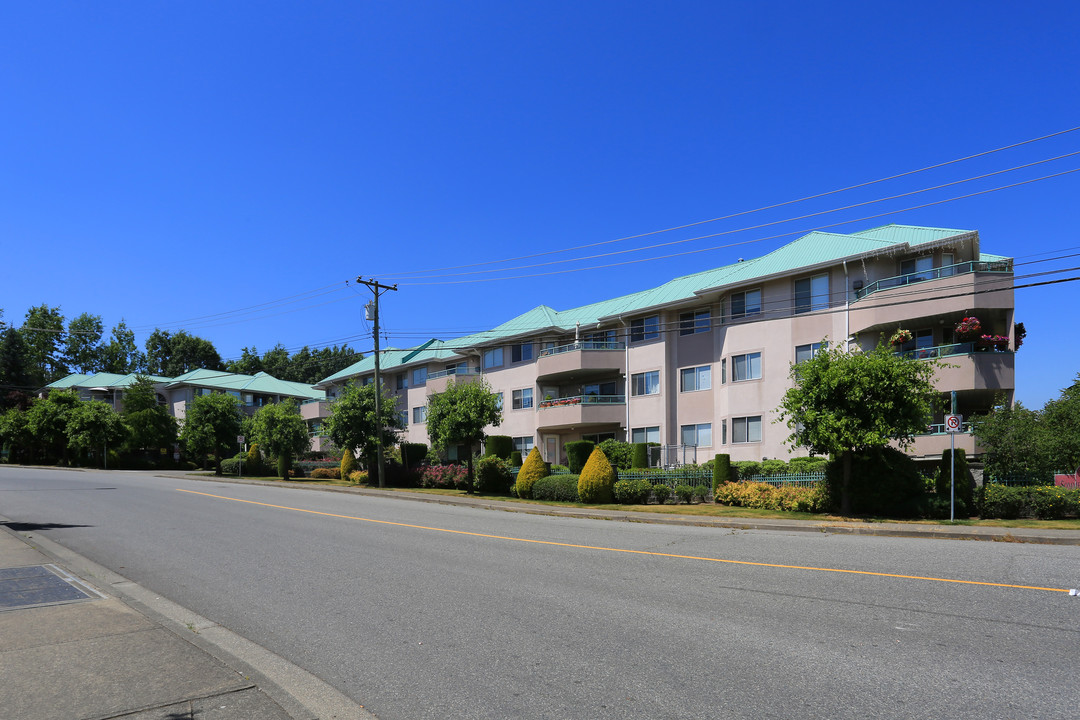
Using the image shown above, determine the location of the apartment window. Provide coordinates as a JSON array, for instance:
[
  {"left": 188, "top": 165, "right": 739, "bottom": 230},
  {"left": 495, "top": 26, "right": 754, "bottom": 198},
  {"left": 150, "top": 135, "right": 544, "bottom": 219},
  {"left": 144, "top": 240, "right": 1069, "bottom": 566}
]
[
  {"left": 631, "top": 371, "right": 660, "bottom": 396},
  {"left": 680, "top": 365, "right": 712, "bottom": 392},
  {"left": 512, "top": 343, "right": 533, "bottom": 363},
  {"left": 583, "top": 380, "right": 618, "bottom": 398},
  {"left": 412, "top": 367, "right": 427, "bottom": 386},
  {"left": 794, "top": 274, "right": 829, "bottom": 314},
  {"left": 679, "top": 309, "right": 710, "bottom": 335},
  {"left": 730, "top": 289, "right": 761, "bottom": 319},
  {"left": 585, "top": 329, "right": 616, "bottom": 347},
  {"left": 494, "top": 392, "right": 503, "bottom": 410},
  {"left": 901, "top": 256, "right": 933, "bottom": 283},
  {"left": 631, "top": 426, "right": 660, "bottom": 444},
  {"left": 396, "top": 373, "right": 408, "bottom": 390},
  {"left": 721, "top": 358, "right": 726, "bottom": 384},
  {"left": 721, "top": 419, "right": 727, "bottom": 445},
  {"left": 512, "top": 388, "right": 533, "bottom": 410},
  {"left": 795, "top": 342, "right": 826, "bottom": 364},
  {"left": 630, "top": 315, "right": 660, "bottom": 342},
  {"left": 941, "top": 252, "right": 956, "bottom": 277},
  {"left": 731, "top": 352, "right": 762, "bottom": 382},
  {"left": 583, "top": 432, "right": 617, "bottom": 444},
  {"left": 399, "top": 410, "right": 408, "bottom": 426},
  {"left": 680, "top": 423, "right": 712, "bottom": 447},
  {"left": 362, "top": 376, "right": 374, "bottom": 385},
  {"left": 732, "top": 416, "right": 762, "bottom": 443},
  {"left": 445, "top": 361, "right": 467, "bottom": 375},
  {"left": 512, "top": 436, "right": 534, "bottom": 453},
  {"left": 412, "top": 406, "right": 427, "bottom": 424},
  {"left": 483, "top": 347, "right": 503, "bottom": 369}
]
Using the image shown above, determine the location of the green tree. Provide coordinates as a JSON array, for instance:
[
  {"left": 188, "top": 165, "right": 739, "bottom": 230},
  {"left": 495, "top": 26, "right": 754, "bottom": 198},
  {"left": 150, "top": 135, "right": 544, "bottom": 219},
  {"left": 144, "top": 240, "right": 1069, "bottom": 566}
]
[
  {"left": 66, "top": 400, "right": 126, "bottom": 467},
  {"left": 65, "top": 313, "right": 105, "bottom": 375},
  {"left": 25, "top": 390, "right": 80, "bottom": 463},
  {"left": 0, "top": 407, "right": 31, "bottom": 463},
  {"left": 260, "top": 344, "right": 291, "bottom": 380},
  {"left": 179, "top": 392, "right": 243, "bottom": 475},
  {"left": 22, "top": 304, "right": 67, "bottom": 385},
  {"left": 0, "top": 325, "right": 34, "bottom": 408},
  {"left": 425, "top": 378, "right": 502, "bottom": 493},
  {"left": 322, "top": 381, "right": 403, "bottom": 474},
  {"left": 251, "top": 401, "right": 310, "bottom": 480},
  {"left": 1042, "top": 374, "right": 1080, "bottom": 473},
  {"left": 146, "top": 329, "right": 224, "bottom": 377},
  {"left": 226, "top": 346, "right": 264, "bottom": 376},
  {"left": 777, "top": 341, "right": 938, "bottom": 515},
  {"left": 121, "top": 376, "right": 177, "bottom": 454},
  {"left": 101, "top": 320, "right": 146, "bottom": 374}
]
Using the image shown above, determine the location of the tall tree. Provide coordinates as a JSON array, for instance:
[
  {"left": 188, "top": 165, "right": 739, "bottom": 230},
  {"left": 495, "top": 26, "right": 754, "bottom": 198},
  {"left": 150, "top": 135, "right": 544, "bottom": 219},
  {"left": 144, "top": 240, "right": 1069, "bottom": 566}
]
[
  {"left": 65, "top": 312, "right": 105, "bottom": 374},
  {"left": 425, "top": 378, "right": 503, "bottom": 494},
  {"left": 101, "top": 320, "right": 146, "bottom": 374},
  {"left": 260, "top": 344, "right": 291, "bottom": 380},
  {"left": 121, "top": 376, "right": 177, "bottom": 453},
  {"left": 226, "top": 346, "right": 263, "bottom": 376},
  {"left": 322, "top": 381, "right": 403, "bottom": 471},
  {"left": 0, "top": 325, "right": 34, "bottom": 406},
  {"left": 145, "top": 329, "right": 224, "bottom": 377},
  {"left": 251, "top": 401, "right": 310, "bottom": 480},
  {"left": 25, "top": 389, "right": 80, "bottom": 463},
  {"left": 178, "top": 392, "right": 243, "bottom": 475},
  {"left": 22, "top": 304, "right": 67, "bottom": 385},
  {"left": 0, "top": 406, "right": 32, "bottom": 463},
  {"left": 66, "top": 400, "right": 126, "bottom": 467},
  {"left": 777, "top": 341, "right": 938, "bottom": 514}
]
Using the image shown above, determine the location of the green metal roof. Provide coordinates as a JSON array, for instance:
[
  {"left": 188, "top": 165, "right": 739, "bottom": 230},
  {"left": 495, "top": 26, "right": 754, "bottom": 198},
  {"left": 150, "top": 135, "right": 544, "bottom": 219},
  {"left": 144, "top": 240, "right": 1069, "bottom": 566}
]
[
  {"left": 46, "top": 372, "right": 173, "bottom": 390},
  {"left": 316, "top": 340, "right": 461, "bottom": 387},
  {"left": 166, "top": 369, "right": 324, "bottom": 401}
]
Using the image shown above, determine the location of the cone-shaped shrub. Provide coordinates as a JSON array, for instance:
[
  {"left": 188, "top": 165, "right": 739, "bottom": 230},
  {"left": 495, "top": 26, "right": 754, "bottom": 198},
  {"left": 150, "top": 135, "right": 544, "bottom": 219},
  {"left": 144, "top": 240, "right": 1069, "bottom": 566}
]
[
  {"left": 631, "top": 443, "right": 649, "bottom": 469},
  {"left": 712, "top": 453, "right": 731, "bottom": 493},
  {"left": 247, "top": 443, "right": 261, "bottom": 465},
  {"left": 578, "top": 447, "right": 616, "bottom": 504},
  {"left": 515, "top": 447, "right": 548, "bottom": 499},
  {"left": 340, "top": 449, "right": 357, "bottom": 480}
]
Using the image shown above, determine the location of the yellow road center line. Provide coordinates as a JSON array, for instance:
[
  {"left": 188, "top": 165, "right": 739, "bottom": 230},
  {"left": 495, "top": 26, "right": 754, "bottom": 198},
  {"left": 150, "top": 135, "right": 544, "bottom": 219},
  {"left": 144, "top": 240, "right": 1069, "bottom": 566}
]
[{"left": 177, "top": 489, "right": 1070, "bottom": 594}]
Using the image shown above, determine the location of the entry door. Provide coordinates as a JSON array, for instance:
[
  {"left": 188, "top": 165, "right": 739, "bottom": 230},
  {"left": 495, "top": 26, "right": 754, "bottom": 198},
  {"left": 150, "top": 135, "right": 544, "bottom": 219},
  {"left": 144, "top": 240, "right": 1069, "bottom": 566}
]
[{"left": 546, "top": 437, "right": 558, "bottom": 464}]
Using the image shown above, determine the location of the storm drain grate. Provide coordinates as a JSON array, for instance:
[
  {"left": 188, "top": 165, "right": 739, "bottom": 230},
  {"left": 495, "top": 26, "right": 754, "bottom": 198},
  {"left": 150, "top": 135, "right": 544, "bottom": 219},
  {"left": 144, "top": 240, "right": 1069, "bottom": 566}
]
[{"left": 0, "top": 564, "right": 105, "bottom": 611}]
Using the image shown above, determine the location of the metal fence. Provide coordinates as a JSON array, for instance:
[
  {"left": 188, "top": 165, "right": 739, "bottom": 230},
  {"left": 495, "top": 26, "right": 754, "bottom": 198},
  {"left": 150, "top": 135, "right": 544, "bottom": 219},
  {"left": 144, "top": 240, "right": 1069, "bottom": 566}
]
[
  {"left": 649, "top": 444, "right": 699, "bottom": 468},
  {"left": 738, "top": 472, "right": 826, "bottom": 488}
]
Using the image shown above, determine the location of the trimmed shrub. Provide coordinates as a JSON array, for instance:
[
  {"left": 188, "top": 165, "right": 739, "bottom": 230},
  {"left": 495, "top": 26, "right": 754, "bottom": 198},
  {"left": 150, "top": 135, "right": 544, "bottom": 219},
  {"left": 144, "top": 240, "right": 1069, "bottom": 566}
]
[
  {"left": 652, "top": 483, "right": 671, "bottom": 504},
  {"left": 787, "top": 456, "right": 828, "bottom": 473},
  {"left": 979, "top": 485, "right": 1080, "bottom": 519},
  {"left": 824, "top": 447, "right": 924, "bottom": 517},
  {"left": 420, "top": 464, "right": 469, "bottom": 489},
  {"left": 532, "top": 475, "right": 580, "bottom": 502},
  {"left": 515, "top": 447, "right": 548, "bottom": 499},
  {"left": 732, "top": 461, "right": 760, "bottom": 478},
  {"left": 310, "top": 467, "right": 341, "bottom": 479},
  {"left": 674, "top": 484, "right": 694, "bottom": 503},
  {"left": 715, "top": 481, "right": 828, "bottom": 512},
  {"left": 760, "top": 459, "right": 787, "bottom": 476},
  {"left": 277, "top": 455, "right": 292, "bottom": 480},
  {"left": 565, "top": 440, "right": 595, "bottom": 473},
  {"left": 510, "top": 450, "right": 523, "bottom": 467},
  {"left": 693, "top": 484, "right": 710, "bottom": 502},
  {"left": 247, "top": 443, "right": 261, "bottom": 466},
  {"left": 475, "top": 455, "right": 514, "bottom": 494},
  {"left": 712, "top": 454, "right": 732, "bottom": 492},
  {"left": 340, "top": 450, "right": 356, "bottom": 479},
  {"left": 598, "top": 439, "right": 633, "bottom": 470},
  {"left": 613, "top": 478, "right": 652, "bottom": 504},
  {"left": 484, "top": 435, "right": 513, "bottom": 460},
  {"left": 400, "top": 443, "right": 428, "bottom": 470},
  {"left": 221, "top": 458, "right": 241, "bottom": 475},
  {"left": 348, "top": 470, "right": 369, "bottom": 484},
  {"left": 631, "top": 443, "right": 649, "bottom": 469},
  {"left": 578, "top": 447, "right": 616, "bottom": 503}
]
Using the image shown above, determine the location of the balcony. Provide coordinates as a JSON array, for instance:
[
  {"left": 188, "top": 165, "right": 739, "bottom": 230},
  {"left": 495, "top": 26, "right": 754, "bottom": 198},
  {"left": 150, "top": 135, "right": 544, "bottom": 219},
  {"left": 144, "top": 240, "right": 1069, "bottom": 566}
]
[
  {"left": 895, "top": 342, "right": 1014, "bottom": 393},
  {"left": 300, "top": 398, "right": 331, "bottom": 421},
  {"left": 426, "top": 366, "right": 481, "bottom": 394},
  {"left": 536, "top": 341, "right": 626, "bottom": 382},
  {"left": 535, "top": 394, "right": 626, "bottom": 431},
  {"left": 855, "top": 260, "right": 1011, "bottom": 300}
]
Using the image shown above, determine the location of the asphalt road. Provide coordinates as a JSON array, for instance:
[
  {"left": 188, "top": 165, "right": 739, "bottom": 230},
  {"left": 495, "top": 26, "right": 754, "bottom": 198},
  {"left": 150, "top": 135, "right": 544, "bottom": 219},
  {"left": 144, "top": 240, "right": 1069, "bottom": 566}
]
[{"left": 2, "top": 466, "right": 1078, "bottom": 719}]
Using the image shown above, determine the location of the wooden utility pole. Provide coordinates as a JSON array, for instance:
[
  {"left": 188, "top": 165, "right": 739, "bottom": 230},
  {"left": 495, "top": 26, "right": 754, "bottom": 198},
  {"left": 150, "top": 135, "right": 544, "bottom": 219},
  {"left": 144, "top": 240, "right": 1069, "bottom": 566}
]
[{"left": 357, "top": 277, "right": 398, "bottom": 488}]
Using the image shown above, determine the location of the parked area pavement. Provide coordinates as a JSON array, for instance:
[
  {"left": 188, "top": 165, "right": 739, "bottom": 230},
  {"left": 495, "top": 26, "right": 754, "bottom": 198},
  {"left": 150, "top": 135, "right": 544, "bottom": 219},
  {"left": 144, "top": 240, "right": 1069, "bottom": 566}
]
[
  {"left": 162, "top": 470, "right": 1080, "bottom": 546},
  {"left": 0, "top": 509, "right": 371, "bottom": 720}
]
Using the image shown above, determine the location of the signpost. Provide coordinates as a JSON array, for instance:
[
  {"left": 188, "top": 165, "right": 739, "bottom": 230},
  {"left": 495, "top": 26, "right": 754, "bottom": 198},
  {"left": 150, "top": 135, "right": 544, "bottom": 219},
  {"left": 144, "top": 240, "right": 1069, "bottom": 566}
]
[
  {"left": 945, "top": 414, "right": 962, "bottom": 521},
  {"left": 237, "top": 435, "right": 245, "bottom": 477}
]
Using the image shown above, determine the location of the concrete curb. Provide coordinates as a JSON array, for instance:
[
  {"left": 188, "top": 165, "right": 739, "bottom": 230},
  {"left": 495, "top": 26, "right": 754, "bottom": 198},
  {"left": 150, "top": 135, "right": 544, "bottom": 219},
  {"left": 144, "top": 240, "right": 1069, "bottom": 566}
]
[{"left": 163, "top": 471, "right": 1080, "bottom": 546}]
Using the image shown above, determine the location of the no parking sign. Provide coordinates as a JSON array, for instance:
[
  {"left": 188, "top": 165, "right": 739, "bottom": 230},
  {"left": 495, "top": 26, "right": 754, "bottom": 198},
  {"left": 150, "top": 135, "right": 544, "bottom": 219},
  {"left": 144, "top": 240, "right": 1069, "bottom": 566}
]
[{"left": 945, "top": 414, "right": 962, "bottom": 433}]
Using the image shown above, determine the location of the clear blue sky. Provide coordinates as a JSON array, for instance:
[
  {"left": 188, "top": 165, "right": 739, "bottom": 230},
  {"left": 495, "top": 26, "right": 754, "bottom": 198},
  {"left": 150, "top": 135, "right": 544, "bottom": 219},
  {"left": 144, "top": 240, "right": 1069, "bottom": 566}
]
[{"left": 1, "top": 1, "right": 1077, "bottom": 408}]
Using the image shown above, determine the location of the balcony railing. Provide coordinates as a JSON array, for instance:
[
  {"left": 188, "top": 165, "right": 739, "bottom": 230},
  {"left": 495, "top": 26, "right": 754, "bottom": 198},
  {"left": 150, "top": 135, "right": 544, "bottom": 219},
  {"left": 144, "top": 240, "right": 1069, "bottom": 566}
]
[
  {"left": 537, "top": 394, "right": 626, "bottom": 409},
  {"left": 855, "top": 260, "right": 1012, "bottom": 300},
  {"left": 427, "top": 366, "right": 480, "bottom": 381},
  {"left": 538, "top": 341, "right": 625, "bottom": 358},
  {"left": 893, "top": 341, "right": 1012, "bottom": 360}
]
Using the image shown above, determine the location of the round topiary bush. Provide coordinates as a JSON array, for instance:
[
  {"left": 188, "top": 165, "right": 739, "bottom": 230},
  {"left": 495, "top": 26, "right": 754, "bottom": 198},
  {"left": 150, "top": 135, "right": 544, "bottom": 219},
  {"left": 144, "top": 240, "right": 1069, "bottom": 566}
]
[
  {"left": 515, "top": 447, "right": 548, "bottom": 499},
  {"left": 577, "top": 447, "right": 616, "bottom": 504}
]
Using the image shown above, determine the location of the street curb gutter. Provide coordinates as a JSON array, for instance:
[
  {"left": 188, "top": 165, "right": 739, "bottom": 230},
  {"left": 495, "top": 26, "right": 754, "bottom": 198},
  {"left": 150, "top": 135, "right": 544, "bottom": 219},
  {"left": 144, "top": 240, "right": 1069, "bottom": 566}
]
[
  {"left": 170, "top": 473, "right": 1080, "bottom": 546},
  {"left": 10, "top": 526, "right": 376, "bottom": 720}
]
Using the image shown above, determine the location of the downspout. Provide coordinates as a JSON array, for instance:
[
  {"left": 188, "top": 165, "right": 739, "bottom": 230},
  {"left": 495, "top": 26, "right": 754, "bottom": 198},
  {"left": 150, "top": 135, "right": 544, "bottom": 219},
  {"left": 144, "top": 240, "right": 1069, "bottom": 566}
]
[
  {"left": 842, "top": 260, "right": 850, "bottom": 345},
  {"left": 619, "top": 317, "right": 630, "bottom": 442}
]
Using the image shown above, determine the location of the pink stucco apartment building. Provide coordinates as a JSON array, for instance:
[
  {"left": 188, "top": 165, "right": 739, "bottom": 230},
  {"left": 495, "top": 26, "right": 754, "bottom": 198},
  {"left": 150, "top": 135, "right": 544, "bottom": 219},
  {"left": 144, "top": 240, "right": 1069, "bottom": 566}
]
[{"left": 308, "top": 225, "right": 1015, "bottom": 465}]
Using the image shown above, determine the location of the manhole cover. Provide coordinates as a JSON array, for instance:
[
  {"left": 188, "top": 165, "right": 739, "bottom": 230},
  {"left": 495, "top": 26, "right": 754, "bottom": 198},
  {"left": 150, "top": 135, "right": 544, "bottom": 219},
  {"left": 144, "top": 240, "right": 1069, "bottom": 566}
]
[{"left": 0, "top": 564, "right": 105, "bottom": 611}]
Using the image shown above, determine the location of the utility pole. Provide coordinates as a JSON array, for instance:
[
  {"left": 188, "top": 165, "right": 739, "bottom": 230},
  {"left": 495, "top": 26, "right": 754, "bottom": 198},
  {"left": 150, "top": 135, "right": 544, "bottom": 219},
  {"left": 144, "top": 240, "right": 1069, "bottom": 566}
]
[{"left": 357, "top": 277, "right": 398, "bottom": 488}]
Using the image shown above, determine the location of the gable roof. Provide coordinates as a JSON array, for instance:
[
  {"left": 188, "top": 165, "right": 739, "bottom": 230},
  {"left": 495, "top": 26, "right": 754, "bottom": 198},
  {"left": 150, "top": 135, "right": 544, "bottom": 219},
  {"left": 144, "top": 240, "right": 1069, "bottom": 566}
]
[
  {"left": 165, "top": 369, "right": 324, "bottom": 401},
  {"left": 46, "top": 372, "right": 173, "bottom": 390}
]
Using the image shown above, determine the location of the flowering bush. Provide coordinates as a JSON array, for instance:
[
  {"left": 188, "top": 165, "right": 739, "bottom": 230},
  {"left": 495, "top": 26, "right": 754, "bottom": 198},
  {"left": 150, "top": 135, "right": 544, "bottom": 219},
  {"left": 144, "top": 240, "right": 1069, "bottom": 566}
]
[
  {"left": 889, "top": 328, "right": 913, "bottom": 345},
  {"left": 978, "top": 334, "right": 1009, "bottom": 350},
  {"left": 955, "top": 316, "right": 982, "bottom": 340},
  {"left": 420, "top": 464, "right": 469, "bottom": 489}
]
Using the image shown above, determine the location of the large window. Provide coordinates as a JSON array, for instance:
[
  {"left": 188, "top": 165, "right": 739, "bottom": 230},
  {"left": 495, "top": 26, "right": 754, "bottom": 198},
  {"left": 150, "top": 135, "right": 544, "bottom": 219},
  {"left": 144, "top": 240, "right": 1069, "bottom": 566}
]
[
  {"left": 795, "top": 342, "right": 826, "bottom": 364},
  {"left": 630, "top": 315, "right": 660, "bottom": 342},
  {"left": 412, "top": 367, "right": 427, "bottom": 386},
  {"left": 582, "top": 432, "right": 617, "bottom": 444},
  {"left": 583, "top": 380, "right": 618, "bottom": 396},
  {"left": 631, "top": 371, "right": 660, "bottom": 396},
  {"left": 412, "top": 406, "right": 427, "bottom": 424},
  {"left": 901, "top": 256, "right": 934, "bottom": 282},
  {"left": 585, "top": 329, "right": 616, "bottom": 346},
  {"left": 494, "top": 392, "right": 503, "bottom": 410},
  {"left": 631, "top": 426, "right": 660, "bottom": 444},
  {"left": 512, "top": 388, "right": 533, "bottom": 410},
  {"left": 512, "top": 436, "right": 534, "bottom": 454},
  {"left": 398, "top": 410, "right": 408, "bottom": 426},
  {"left": 730, "top": 289, "right": 761, "bottom": 319},
  {"left": 512, "top": 343, "right": 533, "bottom": 363},
  {"left": 396, "top": 373, "right": 408, "bottom": 390},
  {"left": 680, "top": 423, "right": 712, "bottom": 447},
  {"left": 679, "top": 309, "right": 710, "bottom": 335},
  {"left": 680, "top": 365, "right": 711, "bottom": 392},
  {"left": 483, "top": 347, "right": 503, "bottom": 369},
  {"left": 731, "top": 352, "right": 762, "bottom": 381},
  {"left": 794, "top": 274, "right": 829, "bottom": 314},
  {"left": 732, "top": 416, "right": 762, "bottom": 443}
]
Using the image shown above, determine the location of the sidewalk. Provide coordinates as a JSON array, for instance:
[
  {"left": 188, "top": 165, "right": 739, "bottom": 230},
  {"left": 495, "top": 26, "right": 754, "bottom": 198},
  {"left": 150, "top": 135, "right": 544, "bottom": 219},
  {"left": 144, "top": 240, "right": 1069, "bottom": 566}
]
[
  {"left": 0, "top": 518, "right": 371, "bottom": 720},
  {"left": 170, "top": 471, "right": 1080, "bottom": 546}
]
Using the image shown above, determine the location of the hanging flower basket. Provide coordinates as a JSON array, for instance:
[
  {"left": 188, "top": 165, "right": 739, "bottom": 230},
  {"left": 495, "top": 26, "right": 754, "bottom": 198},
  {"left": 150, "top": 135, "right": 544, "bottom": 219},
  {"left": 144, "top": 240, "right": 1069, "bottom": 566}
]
[
  {"left": 955, "top": 316, "right": 982, "bottom": 341},
  {"left": 889, "top": 329, "right": 913, "bottom": 346},
  {"left": 977, "top": 334, "right": 1009, "bottom": 351}
]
